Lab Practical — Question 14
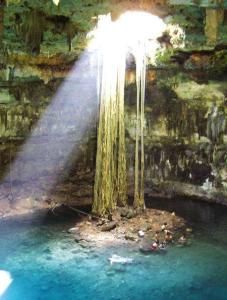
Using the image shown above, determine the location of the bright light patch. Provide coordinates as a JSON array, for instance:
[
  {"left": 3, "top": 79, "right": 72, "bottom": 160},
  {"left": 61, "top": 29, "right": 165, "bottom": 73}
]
[
  {"left": 0, "top": 271, "right": 13, "bottom": 297},
  {"left": 117, "top": 11, "right": 166, "bottom": 45},
  {"left": 52, "top": 0, "right": 60, "bottom": 5},
  {"left": 90, "top": 11, "right": 166, "bottom": 62}
]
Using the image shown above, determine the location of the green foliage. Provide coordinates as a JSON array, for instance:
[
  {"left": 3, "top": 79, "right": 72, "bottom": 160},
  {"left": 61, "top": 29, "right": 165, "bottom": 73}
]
[
  {"left": 6, "top": 0, "right": 22, "bottom": 4},
  {"left": 212, "top": 50, "right": 227, "bottom": 76},
  {"left": 169, "top": 5, "right": 204, "bottom": 37},
  {"left": 185, "top": 33, "right": 206, "bottom": 48},
  {"left": 155, "top": 48, "right": 174, "bottom": 67},
  {"left": 157, "top": 72, "right": 189, "bottom": 89},
  {"left": 4, "top": 0, "right": 110, "bottom": 54}
]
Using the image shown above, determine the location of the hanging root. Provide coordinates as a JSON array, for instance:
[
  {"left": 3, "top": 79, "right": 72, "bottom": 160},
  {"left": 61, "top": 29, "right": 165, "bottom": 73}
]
[
  {"left": 92, "top": 49, "right": 127, "bottom": 216},
  {"left": 134, "top": 45, "right": 146, "bottom": 209},
  {"left": 93, "top": 21, "right": 147, "bottom": 216}
]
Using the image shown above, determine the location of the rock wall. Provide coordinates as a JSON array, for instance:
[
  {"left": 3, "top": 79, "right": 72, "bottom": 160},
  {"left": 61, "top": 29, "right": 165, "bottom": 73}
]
[
  {"left": 125, "top": 71, "right": 227, "bottom": 204},
  {"left": 1, "top": 64, "right": 227, "bottom": 214},
  {"left": 0, "top": 60, "right": 98, "bottom": 216}
]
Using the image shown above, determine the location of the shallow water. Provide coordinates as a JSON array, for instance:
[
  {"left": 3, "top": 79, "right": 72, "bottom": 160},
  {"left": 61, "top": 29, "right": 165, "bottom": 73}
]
[{"left": 0, "top": 200, "right": 227, "bottom": 300}]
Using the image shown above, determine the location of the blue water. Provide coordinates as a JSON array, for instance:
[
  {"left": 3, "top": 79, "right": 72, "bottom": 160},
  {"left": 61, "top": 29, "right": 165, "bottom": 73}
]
[{"left": 1, "top": 199, "right": 227, "bottom": 300}]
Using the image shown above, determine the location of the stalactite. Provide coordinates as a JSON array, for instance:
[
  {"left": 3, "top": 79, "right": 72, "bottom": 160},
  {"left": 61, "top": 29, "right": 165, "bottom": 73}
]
[
  {"left": 0, "top": 0, "right": 5, "bottom": 47},
  {"left": 22, "top": 9, "right": 44, "bottom": 55}
]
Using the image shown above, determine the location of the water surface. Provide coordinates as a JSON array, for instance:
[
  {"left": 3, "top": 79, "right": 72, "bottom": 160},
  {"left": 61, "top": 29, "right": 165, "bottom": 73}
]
[{"left": 0, "top": 199, "right": 227, "bottom": 300}]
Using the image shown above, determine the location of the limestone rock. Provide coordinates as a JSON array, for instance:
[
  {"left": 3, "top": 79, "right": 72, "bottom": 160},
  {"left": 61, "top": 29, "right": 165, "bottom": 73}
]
[{"left": 101, "top": 221, "right": 117, "bottom": 232}]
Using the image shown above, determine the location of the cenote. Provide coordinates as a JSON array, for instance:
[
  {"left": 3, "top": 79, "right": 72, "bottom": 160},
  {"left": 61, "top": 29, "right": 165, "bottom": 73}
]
[{"left": 1, "top": 1, "right": 227, "bottom": 299}]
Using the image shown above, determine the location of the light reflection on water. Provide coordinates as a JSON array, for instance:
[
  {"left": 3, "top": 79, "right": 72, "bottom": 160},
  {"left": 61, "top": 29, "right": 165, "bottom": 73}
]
[{"left": 0, "top": 271, "right": 12, "bottom": 297}]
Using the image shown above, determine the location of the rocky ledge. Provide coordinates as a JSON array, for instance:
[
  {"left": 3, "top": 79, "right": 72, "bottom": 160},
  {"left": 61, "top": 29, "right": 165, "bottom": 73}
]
[
  {"left": 146, "top": 181, "right": 227, "bottom": 206},
  {"left": 66, "top": 207, "right": 192, "bottom": 250}
]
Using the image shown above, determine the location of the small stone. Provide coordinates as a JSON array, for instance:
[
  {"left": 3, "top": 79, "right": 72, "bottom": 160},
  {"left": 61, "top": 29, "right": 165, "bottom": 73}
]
[
  {"left": 96, "top": 219, "right": 106, "bottom": 226},
  {"left": 120, "top": 208, "right": 128, "bottom": 217},
  {"left": 138, "top": 230, "right": 145, "bottom": 237},
  {"left": 68, "top": 227, "right": 79, "bottom": 234},
  {"left": 101, "top": 221, "right": 117, "bottom": 232}
]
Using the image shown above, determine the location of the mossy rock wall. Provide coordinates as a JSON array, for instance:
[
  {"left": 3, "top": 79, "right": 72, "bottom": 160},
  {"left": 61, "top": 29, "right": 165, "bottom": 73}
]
[{"left": 0, "top": 64, "right": 227, "bottom": 206}]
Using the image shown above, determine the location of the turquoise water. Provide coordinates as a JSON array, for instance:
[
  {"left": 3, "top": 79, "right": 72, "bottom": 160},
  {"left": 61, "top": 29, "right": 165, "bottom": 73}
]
[{"left": 0, "top": 200, "right": 227, "bottom": 300}]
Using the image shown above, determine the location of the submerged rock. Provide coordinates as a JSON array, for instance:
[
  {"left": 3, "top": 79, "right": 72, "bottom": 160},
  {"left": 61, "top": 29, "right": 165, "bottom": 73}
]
[
  {"left": 43, "top": 247, "right": 51, "bottom": 254},
  {"left": 74, "top": 234, "right": 84, "bottom": 243},
  {"left": 79, "top": 241, "right": 92, "bottom": 249},
  {"left": 139, "top": 241, "right": 152, "bottom": 253},
  {"left": 45, "top": 255, "right": 53, "bottom": 261}
]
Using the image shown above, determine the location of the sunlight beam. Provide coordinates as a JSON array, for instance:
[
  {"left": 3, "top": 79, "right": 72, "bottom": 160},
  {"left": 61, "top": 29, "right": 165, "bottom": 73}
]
[{"left": 0, "top": 11, "right": 166, "bottom": 216}]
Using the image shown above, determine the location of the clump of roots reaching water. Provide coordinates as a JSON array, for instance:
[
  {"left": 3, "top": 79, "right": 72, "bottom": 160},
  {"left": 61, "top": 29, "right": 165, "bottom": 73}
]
[
  {"left": 92, "top": 30, "right": 128, "bottom": 216},
  {"left": 92, "top": 13, "right": 165, "bottom": 216}
]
